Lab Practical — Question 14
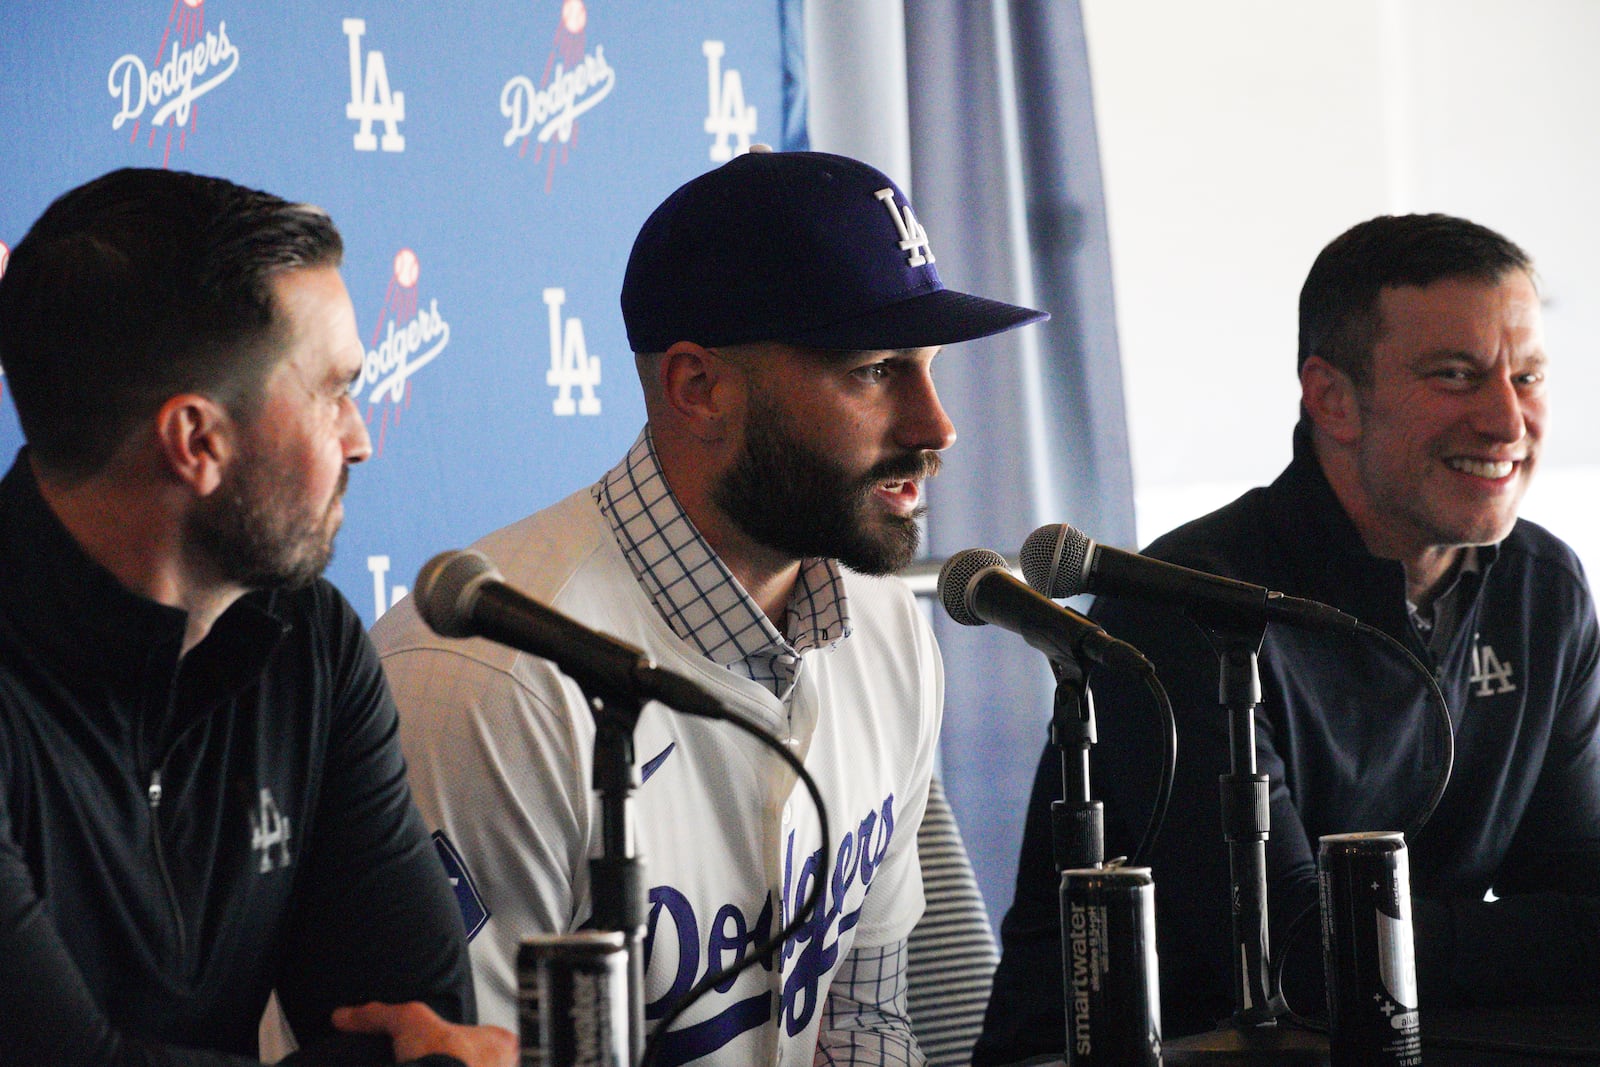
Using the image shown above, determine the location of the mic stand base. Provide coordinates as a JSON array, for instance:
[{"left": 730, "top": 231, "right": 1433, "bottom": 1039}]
[{"left": 1164, "top": 1023, "right": 1329, "bottom": 1065}]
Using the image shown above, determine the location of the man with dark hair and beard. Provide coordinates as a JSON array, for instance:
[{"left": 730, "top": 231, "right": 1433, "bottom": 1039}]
[
  {"left": 0, "top": 168, "right": 514, "bottom": 1066},
  {"left": 374, "top": 148, "right": 1046, "bottom": 1066}
]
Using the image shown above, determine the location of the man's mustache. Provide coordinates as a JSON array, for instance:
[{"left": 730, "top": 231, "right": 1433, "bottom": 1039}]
[{"left": 866, "top": 451, "right": 942, "bottom": 485}]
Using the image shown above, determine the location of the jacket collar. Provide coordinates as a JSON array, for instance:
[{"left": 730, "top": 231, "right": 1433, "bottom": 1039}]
[
  {"left": 1269, "top": 423, "right": 1498, "bottom": 648},
  {"left": 0, "top": 450, "right": 288, "bottom": 717}
]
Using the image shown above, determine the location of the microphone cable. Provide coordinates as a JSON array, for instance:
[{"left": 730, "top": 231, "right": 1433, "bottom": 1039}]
[
  {"left": 1128, "top": 660, "right": 1178, "bottom": 869},
  {"left": 1269, "top": 620, "right": 1455, "bottom": 1033}
]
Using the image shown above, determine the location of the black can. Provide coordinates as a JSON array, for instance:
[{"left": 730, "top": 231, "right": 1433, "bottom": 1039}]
[
  {"left": 517, "top": 931, "right": 629, "bottom": 1067},
  {"left": 1318, "top": 832, "right": 1421, "bottom": 1067},
  {"left": 1060, "top": 865, "right": 1161, "bottom": 1066}
]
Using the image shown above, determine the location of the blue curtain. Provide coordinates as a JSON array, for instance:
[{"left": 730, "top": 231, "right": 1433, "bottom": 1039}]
[{"left": 905, "top": 0, "right": 1134, "bottom": 927}]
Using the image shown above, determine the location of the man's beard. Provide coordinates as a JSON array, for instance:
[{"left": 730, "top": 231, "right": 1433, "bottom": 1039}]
[
  {"left": 711, "top": 393, "right": 941, "bottom": 576},
  {"left": 188, "top": 457, "right": 345, "bottom": 590}
]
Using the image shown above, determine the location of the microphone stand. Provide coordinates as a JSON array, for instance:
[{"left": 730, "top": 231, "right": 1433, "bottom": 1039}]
[
  {"left": 584, "top": 690, "right": 648, "bottom": 1066},
  {"left": 1164, "top": 616, "right": 1326, "bottom": 1065},
  {"left": 1050, "top": 656, "right": 1103, "bottom": 871},
  {"left": 1050, "top": 653, "right": 1113, "bottom": 1064}
]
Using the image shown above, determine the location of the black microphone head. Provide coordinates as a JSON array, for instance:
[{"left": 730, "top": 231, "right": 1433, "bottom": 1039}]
[
  {"left": 414, "top": 549, "right": 501, "bottom": 638},
  {"left": 1021, "top": 523, "right": 1093, "bottom": 598},
  {"left": 937, "top": 548, "right": 1009, "bottom": 627}
]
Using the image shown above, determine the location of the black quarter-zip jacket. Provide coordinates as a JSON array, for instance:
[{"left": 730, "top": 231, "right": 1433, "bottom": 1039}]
[
  {"left": 0, "top": 454, "right": 473, "bottom": 1065},
  {"left": 976, "top": 424, "right": 1600, "bottom": 1062}
]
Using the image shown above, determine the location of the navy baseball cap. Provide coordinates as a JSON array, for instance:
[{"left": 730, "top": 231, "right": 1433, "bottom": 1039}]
[{"left": 621, "top": 148, "right": 1048, "bottom": 352}]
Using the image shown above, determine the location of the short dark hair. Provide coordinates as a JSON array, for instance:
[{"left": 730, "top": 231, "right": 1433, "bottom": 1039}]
[
  {"left": 1297, "top": 213, "right": 1533, "bottom": 385},
  {"left": 0, "top": 168, "right": 343, "bottom": 479}
]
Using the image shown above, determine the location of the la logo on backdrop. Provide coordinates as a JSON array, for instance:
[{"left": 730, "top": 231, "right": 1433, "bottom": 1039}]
[
  {"left": 501, "top": 0, "right": 616, "bottom": 191},
  {"left": 343, "top": 17, "right": 406, "bottom": 152},
  {"left": 702, "top": 41, "right": 757, "bottom": 161},
  {"left": 543, "top": 287, "right": 601, "bottom": 417},
  {"left": 106, "top": 0, "right": 241, "bottom": 166}
]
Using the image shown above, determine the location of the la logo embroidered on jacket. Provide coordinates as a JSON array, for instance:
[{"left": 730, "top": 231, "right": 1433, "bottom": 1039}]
[
  {"left": 1469, "top": 638, "right": 1517, "bottom": 697},
  {"left": 250, "top": 788, "right": 293, "bottom": 873}
]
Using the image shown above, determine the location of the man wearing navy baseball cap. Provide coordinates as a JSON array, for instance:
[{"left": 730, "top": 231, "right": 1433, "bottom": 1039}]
[{"left": 376, "top": 148, "right": 1046, "bottom": 1065}]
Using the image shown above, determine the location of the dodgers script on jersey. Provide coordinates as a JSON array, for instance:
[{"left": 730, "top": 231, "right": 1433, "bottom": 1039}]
[
  {"left": 377, "top": 488, "right": 943, "bottom": 1066},
  {"left": 638, "top": 789, "right": 900, "bottom": 1060}
]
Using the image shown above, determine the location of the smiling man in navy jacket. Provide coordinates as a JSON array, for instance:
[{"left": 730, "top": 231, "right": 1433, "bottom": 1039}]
[{"left": 977, "top": 213, "right": 1600, "bottom": 1062}]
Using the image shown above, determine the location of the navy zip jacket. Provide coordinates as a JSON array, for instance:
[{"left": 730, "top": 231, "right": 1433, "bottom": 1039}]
[
  {"left": 976, "top": 426, "right": 1600, "bottom": 1062},
  {"left": 0, "top": 453, "right": 475, "bottom": 1065}
]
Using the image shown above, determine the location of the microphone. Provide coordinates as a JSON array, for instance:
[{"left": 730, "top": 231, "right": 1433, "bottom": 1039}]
[
  {"left": 1019, "top": 523, "right": 1359, "bottom": 633},
  {"left": 415, "top": 549, "right": 724, "bottom": 717},
  {"left": 936, "top": 548, "right": 1152, "bottom": 673}
]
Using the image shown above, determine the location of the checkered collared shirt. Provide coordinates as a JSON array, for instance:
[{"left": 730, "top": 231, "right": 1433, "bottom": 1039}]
[
  {"left": 596, "top": 430, "right": 917, "bottom": 1065},
  {"left": 593, "top": 429, "right": 850, "bottom": 699}
]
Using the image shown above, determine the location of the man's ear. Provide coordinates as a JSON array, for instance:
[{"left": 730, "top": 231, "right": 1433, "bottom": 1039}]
[
  {"left": 1300, "top": 356, "right": 1362, "bottom": 445},
  {"left": 153, "top": 394, "right": 236, "bottom": 497},
  {"left": 658, "top": 341, "right": 744, "bottom": 443}
]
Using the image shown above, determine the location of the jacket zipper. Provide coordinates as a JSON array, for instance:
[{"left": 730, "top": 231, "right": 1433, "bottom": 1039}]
[{"left": 146, "top": 766, "right": 189, "bottom": 964}]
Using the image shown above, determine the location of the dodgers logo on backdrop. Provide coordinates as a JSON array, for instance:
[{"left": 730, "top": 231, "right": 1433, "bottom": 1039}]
[
  {"left": 106, "top": 0, "right": 241, "bottom": 166},
  {"left": 343, "top": 18, "right": 406, "bottom": 152},
  {"left": 367, "top": 554, "right": 409, "bottom": 622},
  {"left": 500, "top": 0, "right": 616, "bottom": 192},
  {"left": 639, "top": 794, "right": 897, "bottom": 1061},
  {"left": 875, "top": 189, "right": 935, "bottom": 267},
  {"left": 543, "top": 287, "right": 600, "bottom": 416},
  {"left": 358, "top": 248, "right": 452, "bottom": 457},
  {"left": 703, "top": 41, "right": 757, "bottom": 162}
]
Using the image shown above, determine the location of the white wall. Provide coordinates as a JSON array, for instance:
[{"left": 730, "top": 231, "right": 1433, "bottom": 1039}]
[{"left": 1081, "top": 0, "right": 1600, "bottom": 573}]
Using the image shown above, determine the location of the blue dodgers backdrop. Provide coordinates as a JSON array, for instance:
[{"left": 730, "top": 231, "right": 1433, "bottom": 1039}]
[{"left": 0, "top": 0, "right": 786, "bottom": 623}]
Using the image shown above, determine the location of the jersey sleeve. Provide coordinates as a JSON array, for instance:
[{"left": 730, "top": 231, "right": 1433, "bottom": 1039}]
[
  {"left": 381, "top": 633, "right": 595, "bottom": 1032},
  {"left": 846, "top": 592, "right": 943, "bottom": 951}
]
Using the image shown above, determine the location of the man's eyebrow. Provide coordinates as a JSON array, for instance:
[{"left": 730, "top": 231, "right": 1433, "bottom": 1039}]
[{"left": 1408, "top": 347, "right": 1478, "bottom": 365}]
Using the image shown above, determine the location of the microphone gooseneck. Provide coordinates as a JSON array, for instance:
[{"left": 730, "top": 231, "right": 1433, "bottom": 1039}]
[{"left": 1020, "top": 522, "right": 1362, "bottom": 633}]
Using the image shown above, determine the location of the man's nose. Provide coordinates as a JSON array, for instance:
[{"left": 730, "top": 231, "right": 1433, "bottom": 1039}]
[
  {"left": 895, "top": 368, "right": 957, "bottom": 454},
  {"left": 341, "top": 394, "right": 374, "bottom": 464},
  {"left": 1472, "top": 370, "right": 1528, "bottom": 443}
]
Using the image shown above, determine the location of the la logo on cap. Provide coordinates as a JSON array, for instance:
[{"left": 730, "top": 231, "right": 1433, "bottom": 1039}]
[{"left": 875, "top": 188, "right": 935, "bottom": 267}]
